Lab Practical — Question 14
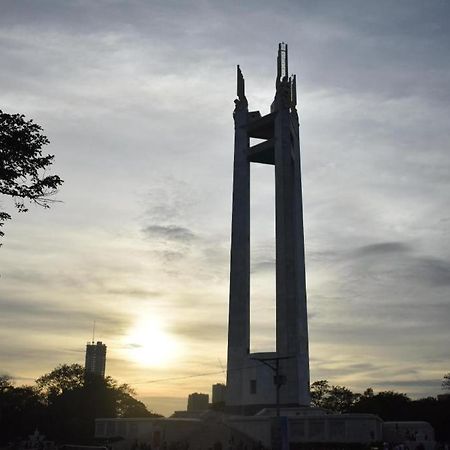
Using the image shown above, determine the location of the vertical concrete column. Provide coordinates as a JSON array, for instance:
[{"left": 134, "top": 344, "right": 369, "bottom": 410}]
[
  {"left": 290, "top": 110, "right": 310, "bottom": 405},
  {"left": 274, "top": 90, "right": 310, "bottom": 406},
  {"left": 226, "top": 71, "right": 250, "bottom": 409}
]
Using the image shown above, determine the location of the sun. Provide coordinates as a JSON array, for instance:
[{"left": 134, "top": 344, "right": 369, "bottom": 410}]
[{"left": 124, "top": 318, "right": 179, "bottom": 367}]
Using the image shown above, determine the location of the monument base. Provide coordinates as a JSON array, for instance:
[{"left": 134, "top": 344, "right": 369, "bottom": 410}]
[
  {"left": 225, "top": 402, "right": 310, "bottom": 416},
  {"left": 95, "top": 411, "right": 435, "bottom": 449},
  {"left": 225, "top": 408, "right": 383, "bottom": 446}
]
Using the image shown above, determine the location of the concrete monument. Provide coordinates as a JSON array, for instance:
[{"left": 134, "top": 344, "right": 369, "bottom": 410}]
[
  {"left": 226, "top": 43, "right": 310, "bottom": 414},
  {"left": 95, "top": 44, "right": 435, "bottom": 449}
]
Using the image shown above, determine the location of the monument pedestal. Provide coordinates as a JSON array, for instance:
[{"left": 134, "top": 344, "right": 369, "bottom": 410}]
[{"left": 225, "top": 408, "right": 384, "bottom": 447}]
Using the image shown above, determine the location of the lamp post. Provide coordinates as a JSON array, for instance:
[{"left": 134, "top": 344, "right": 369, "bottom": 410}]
[
  {"left": 250, "top": 354, "right": 292, "bottom": 415},
  {"left": 250, "top": 355, "right": 293, "bottom": 450}
]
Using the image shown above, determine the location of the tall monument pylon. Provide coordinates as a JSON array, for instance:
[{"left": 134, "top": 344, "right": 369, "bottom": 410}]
[{"left": 226, "top": 43, "right": 310, "bottom": 414}]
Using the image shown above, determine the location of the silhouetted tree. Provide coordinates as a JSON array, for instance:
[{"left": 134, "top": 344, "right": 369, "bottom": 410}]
[
  {"left": 442, "top": 372, "right": 450, "bottom": 391},
  {"left": 116, "top": 391, "right": 156, "bottom": 418},
  {"left": 324, "top": 385, "right": 360, "bottom": 412},
  {"left": 310, "top": 380, "right": 359, "bottom": 412},
  {"left": 412, "top": 395, "right": 450, "bottom": 441},
  {"left": 35, "top": 364, "right": 161, "bottom": 441},
  {"left": 0, "top": 374, "right": 13, "bottom": 392},
  {"left": 310, "top": 380, "right": 330, "bottom": 408},
  {"left": 0, "top": 364, "right": 161, "bottom": 444},
  {"left": 0, "top": 109, "right": 63, "bottom": 241},
  {"left": 309, "top": 380, "right": 450, "bottom": 440},
  {"left": 350, "top": 390, "right": 411, "bottom": 420},
  {"left": 350, "top": 388, "right": 450, "bottom": 441},
  {"left": 0, "top": 374, "right": 14, "bottom": 423},
  {"left": 362, "top": 387, "right": 374, "bottom": 397},
  {"left": 36, "top": 363, "right": 85, "bottom": 398},
  {"left": 0, "top": 377, "right": 45, "bottom": 444}
]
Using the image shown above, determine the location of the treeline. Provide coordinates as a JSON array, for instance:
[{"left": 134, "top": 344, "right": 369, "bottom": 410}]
[
  {"left": 0, "top": 364, "right": 161, "bottom": 445},
  {"left": 310, "top": 379, "right": 450, "bottom": 441},
  {"left": 1, "top": 367, "right": 449, "bottom": 445}
]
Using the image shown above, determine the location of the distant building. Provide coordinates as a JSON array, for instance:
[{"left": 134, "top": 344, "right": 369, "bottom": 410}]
[
  {"left": 187, "top": 392, "right": 209, "bottom": 412},
  {"left": 85, "top": 341, "right": 107, "bottom": 377},
  {"left": 212, "top": 383, "right": 226, "bottom": 404}
]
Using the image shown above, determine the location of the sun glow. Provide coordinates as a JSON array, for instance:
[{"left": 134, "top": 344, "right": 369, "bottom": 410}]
[{"left": 124, "top": 318, "right": 179, "bottom": 367}]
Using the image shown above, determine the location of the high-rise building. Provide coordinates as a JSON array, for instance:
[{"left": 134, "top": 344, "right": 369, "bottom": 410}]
[
  {"left": 187, "top": 392, "right": 209, "bottom": 412},
  {"left": 212, "top": 383, "right": 226, "bottom": 404},
  {"left": 85, "top": 341, "right": 107, "bottom": 377}
]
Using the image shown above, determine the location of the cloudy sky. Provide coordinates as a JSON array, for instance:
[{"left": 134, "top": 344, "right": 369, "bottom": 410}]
[{"left": 1, "top": 0, "right": 449, "bottom": 416}]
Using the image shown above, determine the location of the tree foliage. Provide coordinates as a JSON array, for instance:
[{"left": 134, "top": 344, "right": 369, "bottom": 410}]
[
  {"left": 310, "top": 379, "right": 359, "bottom": 412},
  {"left": 0, "top": 377, "right": 45, "bottom": 443},
  {"left": 0, "top": 364, "right": 161, "bottom": 445},
  {"left": 310, "top": 379, "right": 330, "bottom": 408},
  {"left": 350, "top": 389, "right": 411, "bottom": 420},
  {"left": 309, "top": 379, "right": 450, "bottom": 441},
  {"left": 442, "top": 372, "right": 450, "bottom": 391},
  {"left": 0, "top": 374, "right": 14, "bottom": 392},
  {"left": 0, "top": 109, "right": 63, "bottom": 239},
  {"left": 36, "top": 363, "right": 85, "bottom": 397}
]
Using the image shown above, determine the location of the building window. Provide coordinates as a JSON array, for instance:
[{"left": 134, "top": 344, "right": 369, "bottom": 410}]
[{"left": 250, "top": 379, "right": 257, "bottom": 394}]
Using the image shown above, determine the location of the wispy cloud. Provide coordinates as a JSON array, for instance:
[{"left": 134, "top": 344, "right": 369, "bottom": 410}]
[
  {"left": 0, "top": 0, "right": 449, "bottom": 413},
  {"left": 143, "top": 225, "right": 196, "bottom": 242}
]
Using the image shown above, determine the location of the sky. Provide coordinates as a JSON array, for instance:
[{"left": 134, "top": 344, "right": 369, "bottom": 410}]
[{"left": 1, "top": 0, "right": 450, "bottom": 417}]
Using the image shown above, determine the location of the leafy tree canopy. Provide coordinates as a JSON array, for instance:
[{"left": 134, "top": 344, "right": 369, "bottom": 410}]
[
  {"left": 310, "top": 379, "right": 360, "bottom": 412},
  {"left": 1, "top": 364, "right": 162, "bottom": 444},
  {"left": 310, "top": 379, "right": 330, "bottom": 408},
  {"left": 442, "top": 372, "right": 450, "bottom": 391},
  {"left": 0, "top": 374, "right": 13, "bottom": 392},
  {"left": 350, "top": 389, "right": 411, "bottom": 420},
  {"left": 36, "top": 363, "right": 85, "bottom": 397},
  {"left": 0, "top": 109, "right": 63, "bottom": 240}
]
